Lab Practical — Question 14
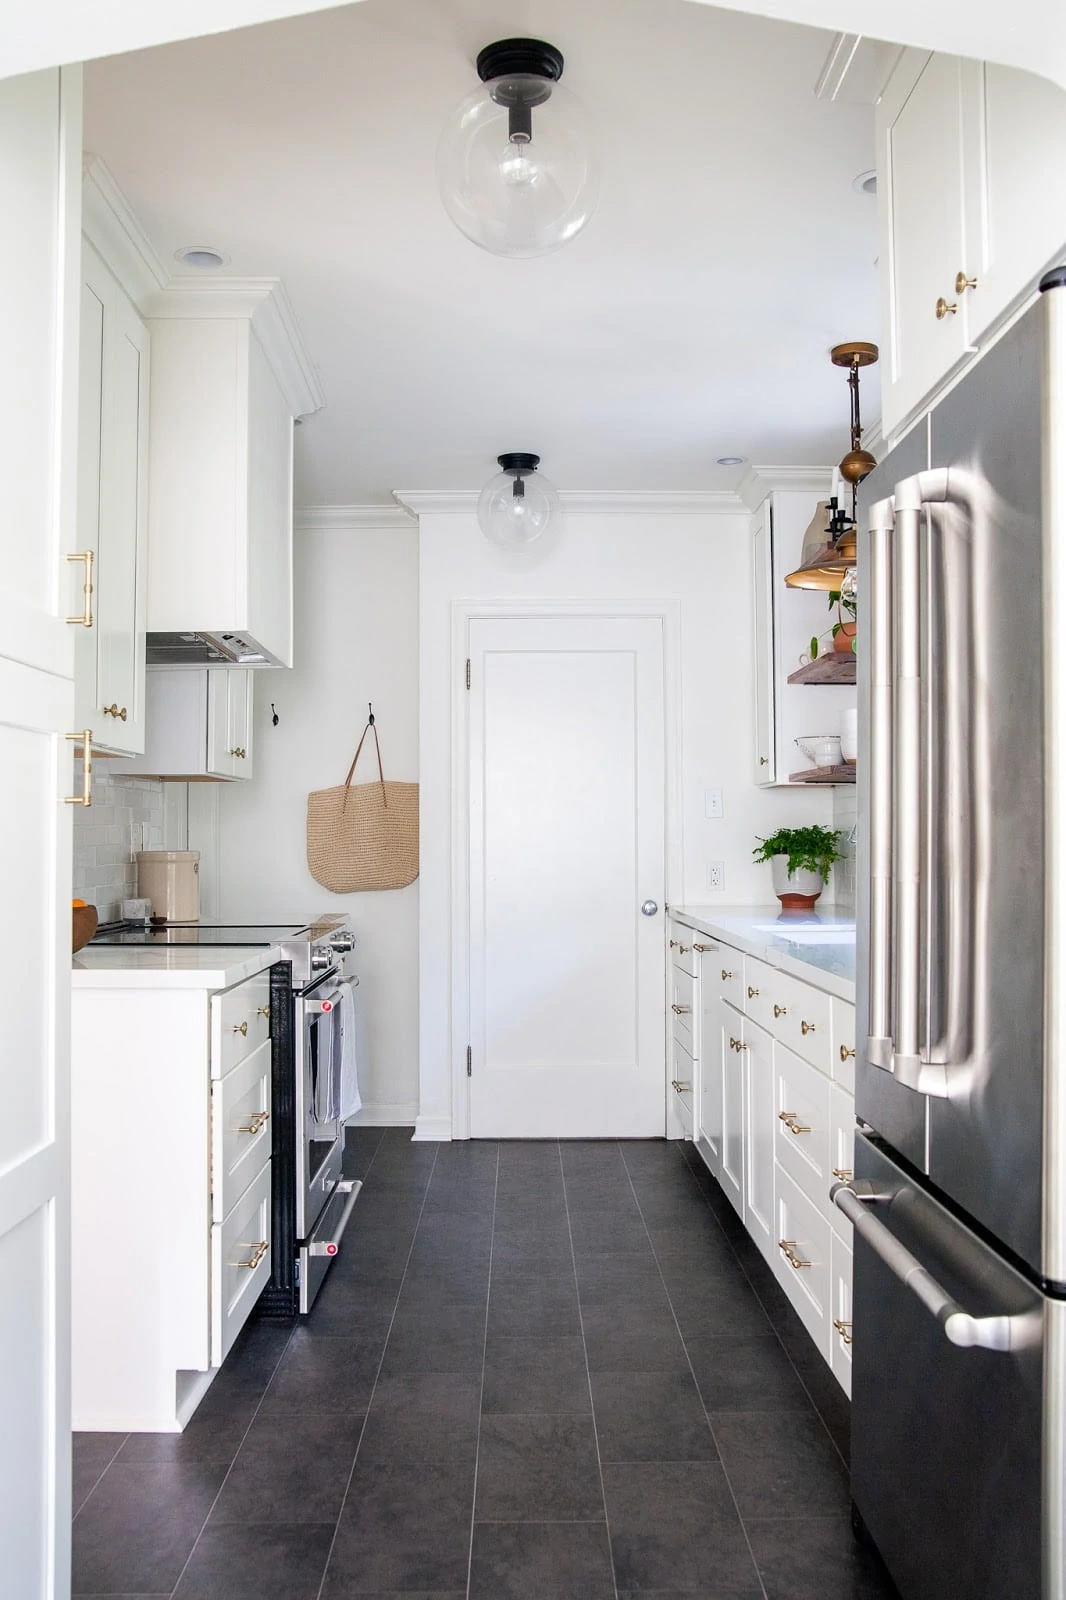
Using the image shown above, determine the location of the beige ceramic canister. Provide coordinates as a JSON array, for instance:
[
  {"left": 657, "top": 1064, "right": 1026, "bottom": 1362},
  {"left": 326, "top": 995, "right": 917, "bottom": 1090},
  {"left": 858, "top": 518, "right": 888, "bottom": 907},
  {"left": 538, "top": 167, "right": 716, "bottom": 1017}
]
[{"left": 136, "top": 850, "right": 200, "bottom": 923}]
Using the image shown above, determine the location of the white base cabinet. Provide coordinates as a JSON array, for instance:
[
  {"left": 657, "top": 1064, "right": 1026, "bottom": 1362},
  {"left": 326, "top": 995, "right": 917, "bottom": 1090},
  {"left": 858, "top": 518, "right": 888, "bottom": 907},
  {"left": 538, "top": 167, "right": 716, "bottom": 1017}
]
[
  {"left": 122, "top": 667, "right": 254, "bottom": 780},
  {"left": 71, "top": 965, "right": 273, "bottom": 1431}
]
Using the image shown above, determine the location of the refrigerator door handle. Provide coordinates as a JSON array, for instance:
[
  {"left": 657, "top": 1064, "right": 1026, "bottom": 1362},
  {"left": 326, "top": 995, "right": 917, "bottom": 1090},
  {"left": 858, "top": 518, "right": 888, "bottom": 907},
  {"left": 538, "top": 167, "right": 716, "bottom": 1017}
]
[
  {"left": 866, "top": 495, "right": 895, "bottom": 1076},
  {"left": 831, "top": 1181, "right": 1019, "bottom": 1352}
]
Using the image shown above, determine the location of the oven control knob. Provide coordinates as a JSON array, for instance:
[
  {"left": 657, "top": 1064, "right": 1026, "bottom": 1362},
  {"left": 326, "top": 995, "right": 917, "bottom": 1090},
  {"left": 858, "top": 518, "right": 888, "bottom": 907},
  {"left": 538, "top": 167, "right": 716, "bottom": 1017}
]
[
  {"left": 310, "top": 946, "right": 333, "bottom": 971},
  {"left": 329, "top": 932, "right": 356, "bottom": 953}
]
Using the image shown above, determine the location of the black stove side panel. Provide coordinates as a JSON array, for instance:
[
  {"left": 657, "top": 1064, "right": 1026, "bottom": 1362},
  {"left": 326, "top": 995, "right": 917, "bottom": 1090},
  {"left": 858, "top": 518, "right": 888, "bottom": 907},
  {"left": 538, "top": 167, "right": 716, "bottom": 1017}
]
[{"left": 256, "top": 961, "right": 299, "bottom": 1320}]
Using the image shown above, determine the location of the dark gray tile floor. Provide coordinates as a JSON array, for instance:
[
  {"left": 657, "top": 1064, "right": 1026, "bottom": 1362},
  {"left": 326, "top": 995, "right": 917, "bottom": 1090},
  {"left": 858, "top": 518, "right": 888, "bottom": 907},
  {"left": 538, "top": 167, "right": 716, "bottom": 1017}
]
[{"left": 72, "top": 1131, "right": 899, "bottom": 1599}]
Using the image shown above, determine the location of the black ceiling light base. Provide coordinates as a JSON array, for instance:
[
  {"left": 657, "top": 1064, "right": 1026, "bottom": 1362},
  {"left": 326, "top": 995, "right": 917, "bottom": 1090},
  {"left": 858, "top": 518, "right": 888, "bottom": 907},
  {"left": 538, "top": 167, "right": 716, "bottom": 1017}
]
[
  {"left": 498, "top": 453, "right": 540, "bottom": 473},
  {"left": 477, "top": 39, "right": 564, "bottom": 84}
]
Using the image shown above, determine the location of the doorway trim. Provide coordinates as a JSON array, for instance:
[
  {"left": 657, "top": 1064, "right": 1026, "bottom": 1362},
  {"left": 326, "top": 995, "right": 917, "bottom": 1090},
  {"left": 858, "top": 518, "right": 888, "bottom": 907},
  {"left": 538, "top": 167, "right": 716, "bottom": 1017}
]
[{"left": 444, "top": 597, "right": 683, "bottom": 1141}]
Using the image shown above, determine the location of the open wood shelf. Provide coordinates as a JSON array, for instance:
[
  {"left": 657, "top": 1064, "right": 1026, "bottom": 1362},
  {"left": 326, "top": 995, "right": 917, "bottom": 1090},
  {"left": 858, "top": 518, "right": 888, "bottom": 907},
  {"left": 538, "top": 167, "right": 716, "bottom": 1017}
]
[
  {"left": 789, "top": 763, "right": 856, "bottom": 785},
  {"left": 787, "top": 653, "right": 856, "bottom": 685}
]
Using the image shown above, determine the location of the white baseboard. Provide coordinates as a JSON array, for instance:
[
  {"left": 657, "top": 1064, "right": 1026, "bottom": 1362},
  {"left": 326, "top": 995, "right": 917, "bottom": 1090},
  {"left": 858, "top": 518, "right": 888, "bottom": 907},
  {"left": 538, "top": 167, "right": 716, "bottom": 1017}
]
[
  {"left": 346, "top": 1102, "right": 419, "bottom": 1128},
  {"left": 412, "top": 1112, "right": 453, "bottom": 1142}
]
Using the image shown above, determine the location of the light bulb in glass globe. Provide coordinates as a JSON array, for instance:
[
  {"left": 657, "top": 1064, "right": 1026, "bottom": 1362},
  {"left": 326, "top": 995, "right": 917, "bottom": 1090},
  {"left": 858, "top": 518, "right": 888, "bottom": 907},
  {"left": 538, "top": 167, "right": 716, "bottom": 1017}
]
[
  {"left": 477, "top": 453, "right": 560, "bottom": 549},
  {"left": 438, "top": 38, "right": 599, "bottom": 259}
]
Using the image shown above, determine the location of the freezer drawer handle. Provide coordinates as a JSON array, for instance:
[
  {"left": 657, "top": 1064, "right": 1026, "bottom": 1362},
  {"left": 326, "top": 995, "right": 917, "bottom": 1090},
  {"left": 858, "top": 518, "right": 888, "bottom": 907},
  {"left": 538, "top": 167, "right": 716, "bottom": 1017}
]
[
  {"left": 831, "top": 1181, "right": 1016, "bottom": 1352},
  {"left": 307, "top": 1178, "right": 362, "bottom": 1256}
]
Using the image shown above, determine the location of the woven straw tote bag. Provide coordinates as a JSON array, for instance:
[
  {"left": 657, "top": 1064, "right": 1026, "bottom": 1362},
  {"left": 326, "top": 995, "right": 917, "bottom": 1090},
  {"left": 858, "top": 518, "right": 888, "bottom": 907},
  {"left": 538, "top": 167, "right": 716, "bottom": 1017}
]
[{"left": 307, "top": 714, "right": 418, "bottom": 893}]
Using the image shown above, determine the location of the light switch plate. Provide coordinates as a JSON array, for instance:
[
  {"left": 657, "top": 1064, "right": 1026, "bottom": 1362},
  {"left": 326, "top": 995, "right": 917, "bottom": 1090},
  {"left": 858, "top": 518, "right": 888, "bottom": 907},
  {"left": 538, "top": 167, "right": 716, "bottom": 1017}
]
[{"left": 704, "top": 787, "right": 723, "bottom": 819}]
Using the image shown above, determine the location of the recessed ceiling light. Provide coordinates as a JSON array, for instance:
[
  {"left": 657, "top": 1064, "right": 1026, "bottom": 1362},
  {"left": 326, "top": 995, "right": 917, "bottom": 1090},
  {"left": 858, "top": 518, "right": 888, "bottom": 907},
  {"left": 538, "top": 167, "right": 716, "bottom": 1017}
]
[
  {"left": 853, "top": 170, "right": 877, "bottom": 196},
  {"left": 716, "top": 456, "right": 746, "bottom": 467},
  {"left": 174, "top": 245, "right": 229, "bottom": 269}
]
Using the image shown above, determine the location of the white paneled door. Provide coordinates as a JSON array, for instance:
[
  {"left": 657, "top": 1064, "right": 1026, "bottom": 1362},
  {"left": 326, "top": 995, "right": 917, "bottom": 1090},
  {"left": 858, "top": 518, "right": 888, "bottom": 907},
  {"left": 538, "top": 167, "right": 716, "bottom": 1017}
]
[
  {"left": 0, "top": 67, "right": 81, "bottom": 1597},
  {"left": 468, "top": 615, "right": 666, "bottom": 1137}
]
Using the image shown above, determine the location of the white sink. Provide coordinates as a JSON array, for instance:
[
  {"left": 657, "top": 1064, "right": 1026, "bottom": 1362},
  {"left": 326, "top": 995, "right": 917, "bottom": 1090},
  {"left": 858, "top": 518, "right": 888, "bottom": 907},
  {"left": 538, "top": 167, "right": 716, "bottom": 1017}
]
[{"left": 753, "top": 924, "right": 856, "bottom": 946}]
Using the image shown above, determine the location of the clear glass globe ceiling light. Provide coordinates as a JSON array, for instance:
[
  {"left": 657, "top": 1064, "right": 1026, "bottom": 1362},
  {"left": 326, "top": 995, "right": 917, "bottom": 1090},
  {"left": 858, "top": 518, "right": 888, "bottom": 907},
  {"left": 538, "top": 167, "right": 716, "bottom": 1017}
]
[
  {"left": 477, "top": 454, "right": 560, "bottom": 549},
  {"left": 437, "top": 38, "right": 599, "bottom": 258}
]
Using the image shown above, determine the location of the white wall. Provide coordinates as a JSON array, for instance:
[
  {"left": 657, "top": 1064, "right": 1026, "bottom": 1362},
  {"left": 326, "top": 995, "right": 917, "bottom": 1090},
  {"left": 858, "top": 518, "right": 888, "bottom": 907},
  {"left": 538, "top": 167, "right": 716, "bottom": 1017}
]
[
  {"left": 215, "top": 521, "right": 420, "bottom": 1125},
  {"left": 416, "top": 503, "right": 835, "bottom": 1140}
]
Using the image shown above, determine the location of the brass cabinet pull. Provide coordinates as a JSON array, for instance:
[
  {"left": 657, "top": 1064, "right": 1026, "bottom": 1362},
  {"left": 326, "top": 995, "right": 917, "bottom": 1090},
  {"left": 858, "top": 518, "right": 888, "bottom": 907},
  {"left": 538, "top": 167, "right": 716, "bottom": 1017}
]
[
  {"left": 102, "top": 703, "right": 128, "bottom": 721},
  {"left": 238, "top": 1110, "right": 269, "bottom": 1135},
  {"left": 839, "top": 1044, "right": 856, "bottom": 1061},
  {"left": 833, "top": 1317, "right": 854, "bottom": 1347},
  {"left": 936, "top": 296, "right": 958, "bottom": 320},
  {"left": 778, "top": 1239, "right": 811, "bottom": 1270},
  {"left": 801, "top": 1020, "right": 816, "bottom": 1036},
  {"left": 671, "top": 1078, "right": 692, "bottom": 1094},
  {"left": 779, "top": 1109, "right": 797, "bottom": 1123},
  {"left": 64, "top": 731, "right": 93, "bottom": 806},
  {"left": 235, "top": 1240, "right": 269, "bottom": 1270},
  {"left": 678, "top": 944, "right": 690, "bottom": 955},
  {"left": 721, "top": 969, "right": 734, "bottom": 981},
  {"left": 779, "top": 1110, "right": 810, "bottom": 1134},
  {"left": 955, "top": 271, "right": 978, "bottom": 295},
  {"left": 66, "top": 550, "right": 94, "bottom": 627},
  {"left": 759, "top": 756, "right": 769, "bottom": 766},
  {"left": 692, "top": 943, "right": 711, "bottom": 954},
  {"left": 671, "top": 1003, "right": 691, "bottom": 1015},
  {"left": 669, "top": 939, "right": 678, "bottom": 949},
  {"left": 257, "top": 1005, "right": 271, "bottom": 1019},
  {"left": 773, "top": 1003, "right": 786, "bottom": 1019},
  {"left": 228, "top": 746, "right": 247, "bottom": 759},
  {"left": 788, "top": 1120, "right": 811, "bottom": 1136},
  {"left": 832, "top": 1166, "right": 853, "bottom": 1182},
  {"left": 747, "top": 986, "right": 759, "bottom": 999},
  {"left": 234, "top": 1020, "right": 249, "bottom": 1037}
]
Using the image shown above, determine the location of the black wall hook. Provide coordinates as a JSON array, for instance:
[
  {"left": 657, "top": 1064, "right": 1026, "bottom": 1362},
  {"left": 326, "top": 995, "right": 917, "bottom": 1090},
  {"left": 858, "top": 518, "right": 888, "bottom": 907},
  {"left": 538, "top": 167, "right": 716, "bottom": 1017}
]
[
  {"left": 270, "top": 703, "right": 280, "bottom": 726},
  {"left": 368, "top": 702, "right": 375, "bottom": 726}
]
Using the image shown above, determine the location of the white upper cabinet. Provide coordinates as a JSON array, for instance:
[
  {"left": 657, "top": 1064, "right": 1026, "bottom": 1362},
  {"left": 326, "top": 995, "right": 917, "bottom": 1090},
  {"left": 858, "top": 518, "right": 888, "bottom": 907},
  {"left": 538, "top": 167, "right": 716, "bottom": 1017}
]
[
  {"left": 878, "top": 52, "right": 1066, "bottom": 438},
  {"left": 143, "top": 282, "right": 324, "bottom": 668},
  {"left": 73, "top": 234, "right": 150, "bottom": 754},
  {"left": 123, "top": 668, "right": 254, "bottom": 781},
  {"left": 751, "top": 500, "right": 775, "bottom": 783}
]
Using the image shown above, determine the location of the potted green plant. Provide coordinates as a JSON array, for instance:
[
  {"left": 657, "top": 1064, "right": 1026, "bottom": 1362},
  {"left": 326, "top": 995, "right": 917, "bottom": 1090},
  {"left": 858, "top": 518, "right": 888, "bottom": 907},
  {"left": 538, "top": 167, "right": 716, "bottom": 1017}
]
[
  {"left": 752, "top": 824, "right": 843, "bottom": 910},
  {"left": 808, "top": 587, "right": 857, "bottom": 660}
]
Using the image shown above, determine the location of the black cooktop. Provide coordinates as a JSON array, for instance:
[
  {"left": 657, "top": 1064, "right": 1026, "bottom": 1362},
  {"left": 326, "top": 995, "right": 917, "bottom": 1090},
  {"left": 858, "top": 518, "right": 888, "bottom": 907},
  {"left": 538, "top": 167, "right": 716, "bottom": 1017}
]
[{"left": 90, "top": 922, "right": 309, "bottom": 947}]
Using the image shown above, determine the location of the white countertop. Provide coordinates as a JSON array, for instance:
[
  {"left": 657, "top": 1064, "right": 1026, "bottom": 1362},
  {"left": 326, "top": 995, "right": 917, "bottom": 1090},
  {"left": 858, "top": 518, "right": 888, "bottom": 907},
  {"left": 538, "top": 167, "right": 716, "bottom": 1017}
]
[
  {"left": 72, "top": 943, "right": 277, "bottom": 991},
  {"left": 669, "top": 905, "right": 857, "bottom": 1004}
]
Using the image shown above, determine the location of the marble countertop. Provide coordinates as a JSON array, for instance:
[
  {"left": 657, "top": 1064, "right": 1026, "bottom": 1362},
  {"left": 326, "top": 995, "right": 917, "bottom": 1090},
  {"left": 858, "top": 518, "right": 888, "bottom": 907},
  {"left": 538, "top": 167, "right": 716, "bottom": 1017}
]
[
  {"left": 71, "top": 943, "right": 278, "bottom": 991},
  {"left": 668, "top": 905, "right": 857, "bottom": 1004}
]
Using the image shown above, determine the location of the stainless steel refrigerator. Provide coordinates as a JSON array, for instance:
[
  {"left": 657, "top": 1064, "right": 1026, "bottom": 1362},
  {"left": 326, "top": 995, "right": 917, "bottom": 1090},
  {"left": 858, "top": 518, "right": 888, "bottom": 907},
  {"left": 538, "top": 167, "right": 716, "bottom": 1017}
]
[{"left": 846, "top": 268, "right": 1066, "bottom": 1600}]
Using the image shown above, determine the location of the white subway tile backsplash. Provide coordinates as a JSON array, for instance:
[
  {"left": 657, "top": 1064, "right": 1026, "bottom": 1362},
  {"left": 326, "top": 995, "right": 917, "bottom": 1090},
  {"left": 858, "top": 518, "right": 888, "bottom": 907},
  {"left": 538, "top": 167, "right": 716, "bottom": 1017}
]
[
  {"left": 833, "top": 783, "right": 858, "bottom": 915},
  {"left": 72, "top": 770, "right": 170, "bottom": 923}
]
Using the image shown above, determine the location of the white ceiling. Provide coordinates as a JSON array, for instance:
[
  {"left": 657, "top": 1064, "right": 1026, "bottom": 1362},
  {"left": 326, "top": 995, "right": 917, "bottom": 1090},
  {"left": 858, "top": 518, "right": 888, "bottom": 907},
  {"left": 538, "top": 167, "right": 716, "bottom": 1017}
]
[{"left": 85, "top": 0, "right": 878, "bottom": 506}]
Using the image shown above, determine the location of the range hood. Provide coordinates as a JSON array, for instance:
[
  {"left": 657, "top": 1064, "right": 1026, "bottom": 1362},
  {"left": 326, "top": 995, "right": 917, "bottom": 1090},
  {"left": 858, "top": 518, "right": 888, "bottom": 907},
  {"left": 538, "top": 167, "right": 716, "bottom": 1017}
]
[{"left": 146, "top": 631, "right": 273, "bottom": 667}]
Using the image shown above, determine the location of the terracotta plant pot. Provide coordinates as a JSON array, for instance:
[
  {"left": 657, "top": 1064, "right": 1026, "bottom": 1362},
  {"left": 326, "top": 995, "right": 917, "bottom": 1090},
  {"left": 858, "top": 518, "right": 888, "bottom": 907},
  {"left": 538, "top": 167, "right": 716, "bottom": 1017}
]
[
  {"left": 72, "top": 903, "right": 99, "bottom": 953},
  {"left": 833, "top": 621, "right": 857, "bottom": 654},
  {"left": 769, "top": 855, "right": 824, "bottom": 910}
]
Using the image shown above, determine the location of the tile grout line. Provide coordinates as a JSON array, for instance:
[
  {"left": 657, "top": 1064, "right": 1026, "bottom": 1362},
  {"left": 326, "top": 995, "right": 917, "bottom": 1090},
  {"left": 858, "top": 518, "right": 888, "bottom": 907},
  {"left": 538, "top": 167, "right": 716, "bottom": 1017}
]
[
  {"left": 559, "top": 1140, "right": 621, "bottom": 1600},
  {"left": 463, "top": 1141, "right": 501, "bottom": 1600},
  {"left": 312, "top": 1138, "right": 442, "bottom": 1600},
  {"left": 166, "top": 1123, "right": 396, "bottom": 1597},
  {"left": 70, "top": 1431, "right": 129, "bottom": 1525},
  {"left": 619, "top": 1142, "right": 770, "bottom": 1600},
  {"left": 673, "top": 1141, "right": 850, "bottom": 1472}
]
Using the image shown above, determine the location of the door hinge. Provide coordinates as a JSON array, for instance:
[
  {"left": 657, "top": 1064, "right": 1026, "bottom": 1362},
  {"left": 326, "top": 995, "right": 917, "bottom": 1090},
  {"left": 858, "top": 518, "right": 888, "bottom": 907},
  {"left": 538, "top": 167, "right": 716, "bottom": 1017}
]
[
  {"left": 466, "top": 1045, "right": 472, "bottom": 1077},
  {"left": 465, "top": 658, "right": 471, "bottom": 690}
]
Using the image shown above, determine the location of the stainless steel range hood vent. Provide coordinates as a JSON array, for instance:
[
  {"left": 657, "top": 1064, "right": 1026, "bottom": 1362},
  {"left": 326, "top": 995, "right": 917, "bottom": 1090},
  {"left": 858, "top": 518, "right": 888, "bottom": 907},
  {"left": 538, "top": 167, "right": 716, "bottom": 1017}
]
[{"left": 145, "top": 631, "right": 272, "bottom": 667}]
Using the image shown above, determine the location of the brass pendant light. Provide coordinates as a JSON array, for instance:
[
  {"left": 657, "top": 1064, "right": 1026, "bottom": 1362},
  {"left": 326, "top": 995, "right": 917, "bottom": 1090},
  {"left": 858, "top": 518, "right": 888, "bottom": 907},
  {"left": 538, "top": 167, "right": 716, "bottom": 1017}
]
[{"left": 785, "top": 341, "right": 878, "bottom": 591}]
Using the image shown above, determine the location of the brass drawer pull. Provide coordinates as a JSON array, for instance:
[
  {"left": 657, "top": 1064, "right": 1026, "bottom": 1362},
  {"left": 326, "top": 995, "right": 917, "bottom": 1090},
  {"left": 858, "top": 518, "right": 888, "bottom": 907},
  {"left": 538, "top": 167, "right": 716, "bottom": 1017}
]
[
  {"left": 936, "top": 296, "right": 958, "bottom": 320},
  {"left": 234, "top": 1020, "right": 249, "bottom": 1037},
  {"left": 778, "top": 1239, "right": 811, "bottom": 1270},
  {"left": 669, "top": 939, "right": 678, "bottom": 949},
  {"left": 832, "top": 1166, "right": 853, "bottom": 1182},
  {"left": 64, "top": 731, "right": 93, "bottom": 806},
  {"left": 228, "top": 746, "right": 247, "bottom": 759},
  {"left": 833, "top": 1317, "right": 854, "bottom": 1347},
  {"left": 238, "top": 1111, "right": 270, "bottom": 1135},
  {"left": 693, "top": 943, "right": 712, "bottom": 954},
  {"left": 66, "top": 550, "right": 94, "bottom": 627},
  {"left": 748, "top": 985, "right": 759, "bottom": 999},
  {"left": 839, "top": 1044, "right": 856, "bottom": 1062},
  {"left": 801, "top": 1020, "right": 816, "bottom": 1036},
  {"left": 779, "top": 1109, "right": 797, "bottom": 1123},
  {"left": 235, "top": 1240, "right": 269, "bottom": 1270},
  {"left": 102, "top": 703, "right": 128, "bottom": 721},
  {"left": 671, "top": 1078, "right": 692, "bottom": 1094},
  {"left": 759, "top": 756, "right": 769, "bottom": 766},
  {"left": 678, "top": 944, "right": 690, "bottom": 955},
  {"left": 721, "top": 969, "right": 734, "bottom": 981},
  {"left": 955, "top": 271, "right": 978, "bottom": 295},
  {"left": 671, "top": 1003, "right": 691, "bottom": 1015},
  {"left": 773, "top": 1003, "right": 786, "bottom": 1019},
  {"left": 257, "top": 1005, "right": 271, "bottom": 1019},
  {"left": 788, "top": 1120, "right": 811, "bottom": 1136},
  {"left": 779, "top": 1110, "right": 810, "bottom": 1135}
]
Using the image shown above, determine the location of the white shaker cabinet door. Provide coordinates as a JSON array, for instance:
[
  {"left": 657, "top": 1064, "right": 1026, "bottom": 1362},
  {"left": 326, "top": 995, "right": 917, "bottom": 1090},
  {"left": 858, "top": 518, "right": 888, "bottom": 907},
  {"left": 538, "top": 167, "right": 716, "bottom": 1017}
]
[
  {"left": 744, "top": 1017, "right": 775, "bottom": 1262},
  {"left": 206, "top": 669, "right": 253, "bottom": 780},
  {"left": 720, "top": 1000, "right": 745, "bottom": 1220}
]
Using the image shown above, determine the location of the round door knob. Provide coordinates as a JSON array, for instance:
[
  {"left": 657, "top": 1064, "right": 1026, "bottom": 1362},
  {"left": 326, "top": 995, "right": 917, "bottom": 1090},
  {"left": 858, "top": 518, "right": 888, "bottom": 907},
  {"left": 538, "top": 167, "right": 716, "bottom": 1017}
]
[{"left": 641, "top": 900, "right": 659, "bottom": 917}]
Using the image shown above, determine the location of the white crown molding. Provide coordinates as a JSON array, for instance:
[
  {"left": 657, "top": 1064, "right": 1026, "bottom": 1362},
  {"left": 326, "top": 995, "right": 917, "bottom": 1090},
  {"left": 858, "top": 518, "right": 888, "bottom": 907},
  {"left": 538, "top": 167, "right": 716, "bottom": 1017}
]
[
  {"left": 143, "top": 276, "right": 325, "bottom": 416},
  {"left": 295, "top": 504, "right": 417, "bottom": 531},
  {"left": 735, "top": 464, "right": 834, "bottom": 512},
  {"left": 392, "top": 489, "right": 748, "bottom": 517},
  {"left": 82, "top": 154, "right": 169, "bottom": 308}
]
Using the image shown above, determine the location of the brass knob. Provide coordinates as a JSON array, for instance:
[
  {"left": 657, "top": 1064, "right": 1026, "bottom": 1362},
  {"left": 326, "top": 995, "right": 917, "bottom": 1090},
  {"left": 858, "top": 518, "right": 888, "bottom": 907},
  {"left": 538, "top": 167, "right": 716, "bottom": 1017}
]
[
  {"left": 936, "top": 296, "right": 958, "bottom": 320},
  {"left": 234, "top": 1020, "right": 249, "bottom": 1037},
  {"left": 759, "top": 756, "right": 769, "bottom": 766},
  {"left": 833, "top": 1317, "right": 854, "bottom": 1347},
  {"left": 773, "top": 1004, "right": 786, "bottom": 1019},
  {"left": 235, "top": 1240, "right": 269, "bottom": 1270},
  {"left": 832, "top": 1167, "right": 853, "bottom": 1181},
  {"left": 102, "top": 703, "right": 128, "bottom": 721},
  {"left": 748, "top": 986, "right": 758, "bottom": 999},
  {"left": 671, "top": 1003, "right": 691, "bottom": 1015},
  {"left": 238, "top": 1111, "right": 270, "bottom": 1135},
  {"left": 730, "top": 1036, "right": 738, "bottom": 1051},
  {"left": 678, "top": 945, "right": 690, "bottom": 955},
  {"left": 801, "top": 1020, "right": 816, "bottom": 1036},
  {"left": 839, "top": 1044, "right": 856, "bottom": 1062},
  {"left": 257, "top": 1005, "right": 271, "bottom": 1019},
  {"left": 669, "top": 939, "right": 678, "bottom": 949},
  {"left": 721, "top": 969, "right": 733, "bottom": 981},
  {"left": 955, "top": 271, "right": 978, "bottom": 295}
]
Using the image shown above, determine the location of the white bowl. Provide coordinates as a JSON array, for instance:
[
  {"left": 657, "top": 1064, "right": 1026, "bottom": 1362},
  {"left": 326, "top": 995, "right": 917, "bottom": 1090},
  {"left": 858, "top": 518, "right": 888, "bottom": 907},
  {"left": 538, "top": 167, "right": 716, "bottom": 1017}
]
[{"left": 796, "top": 735, "right": 842, "bottom": 768}]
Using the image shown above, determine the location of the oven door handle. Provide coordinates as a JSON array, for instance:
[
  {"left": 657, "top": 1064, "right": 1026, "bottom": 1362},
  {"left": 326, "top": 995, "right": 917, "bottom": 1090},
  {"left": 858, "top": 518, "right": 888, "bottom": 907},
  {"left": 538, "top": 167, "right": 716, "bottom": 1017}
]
[{"left": 831, "top": 1181, "right": 1018, "bottom": 1352}]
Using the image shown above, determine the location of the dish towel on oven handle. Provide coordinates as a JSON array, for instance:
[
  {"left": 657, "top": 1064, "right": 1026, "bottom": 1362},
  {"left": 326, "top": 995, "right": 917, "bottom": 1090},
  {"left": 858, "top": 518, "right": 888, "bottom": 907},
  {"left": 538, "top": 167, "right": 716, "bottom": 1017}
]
[{"left": 327, "top": 977, "right": 362, "bottom": 1122}]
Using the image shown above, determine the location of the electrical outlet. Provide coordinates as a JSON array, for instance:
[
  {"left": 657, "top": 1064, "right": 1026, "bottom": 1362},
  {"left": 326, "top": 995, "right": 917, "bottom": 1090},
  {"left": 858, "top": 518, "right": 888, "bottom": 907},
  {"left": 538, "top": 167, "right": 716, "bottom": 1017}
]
[
  {"left": 707, "top": 861, "right": 725, "bottom": 892},
  {"left": 704, "top": 787, "right": 723, "bottom": 819}
]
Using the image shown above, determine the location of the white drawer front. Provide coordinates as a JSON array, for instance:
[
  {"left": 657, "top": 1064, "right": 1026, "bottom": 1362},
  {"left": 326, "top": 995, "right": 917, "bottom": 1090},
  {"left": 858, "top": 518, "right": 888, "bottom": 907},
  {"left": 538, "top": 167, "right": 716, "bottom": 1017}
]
[
  {"left": 774, "top": 971, "right": 832, "bottom": 1072},
  {"left": 828, "top": 1083, "right": 856, "bottom": 1238},
  {"left": 670, "top": 965, "right": 697, "bottom": 1053},
  {"left": 716, "top": 952, "right": 744, "bottom": 1010},
  {"left": 667, "top": 925, "right": 699, "bottom": 977},
  {"left": 829, "top": 1229, "right": 853, "bottom": 1396},
  {"left": 774, "top": 1161, "right": 831, "bottom": 1358},
  {"left": 742, "top": 954, "right": 776, "bottom": 1031},
  {"left": 774, "top": 1041, "right": 831, "bottom": 1203},
  {"left": 831, "top": 998, "right": 857, "bottom": 1093},
  {"left": 212, "top": 970, "right": 271, "bottom": 1079},
  {"left": 670, "top": 1035, "right": 695, "bottom": 1111},
  {"left": 211, "top": 1158, "right": 271, "bottom": 1366},
  {"left": 211, "top": 1036, "right": 272, "bottom": 1224}
]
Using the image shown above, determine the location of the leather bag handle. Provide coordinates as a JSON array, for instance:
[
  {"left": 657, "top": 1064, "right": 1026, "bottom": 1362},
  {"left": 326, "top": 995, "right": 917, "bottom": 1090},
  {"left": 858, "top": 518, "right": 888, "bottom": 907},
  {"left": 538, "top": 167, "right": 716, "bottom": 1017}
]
[{"left": 342, "top": 709, "right": 387, "bottom": 810}]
